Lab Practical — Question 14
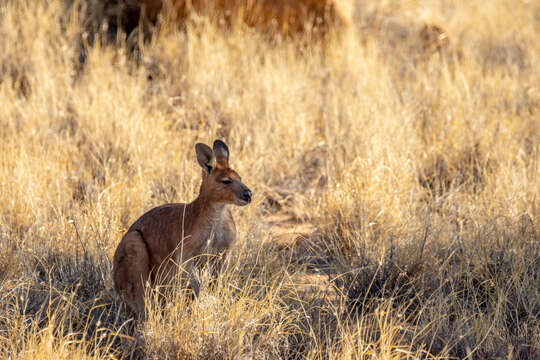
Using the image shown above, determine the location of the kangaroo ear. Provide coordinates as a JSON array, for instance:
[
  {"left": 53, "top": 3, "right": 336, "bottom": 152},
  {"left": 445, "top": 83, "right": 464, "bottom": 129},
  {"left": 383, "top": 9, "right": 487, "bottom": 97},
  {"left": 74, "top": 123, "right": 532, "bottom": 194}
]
[
  {"left": 196, "top": 143, "right": 216, "bottom": 174},
  {"left": 213, "top": 140, "right": 229, "bottom": 165}
]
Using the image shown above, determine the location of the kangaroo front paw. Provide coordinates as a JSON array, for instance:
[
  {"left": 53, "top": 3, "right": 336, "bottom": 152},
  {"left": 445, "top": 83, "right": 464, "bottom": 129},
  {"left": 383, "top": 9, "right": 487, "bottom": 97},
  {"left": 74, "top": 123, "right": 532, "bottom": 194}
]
[{"left": 189, "top": 277, "right": 200, "bottom": 297}]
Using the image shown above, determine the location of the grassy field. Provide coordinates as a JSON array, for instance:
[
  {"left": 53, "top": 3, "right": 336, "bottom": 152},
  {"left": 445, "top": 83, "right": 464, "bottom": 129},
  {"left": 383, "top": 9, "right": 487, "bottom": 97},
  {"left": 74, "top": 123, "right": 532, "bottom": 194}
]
[{"left": 0, "top": 0, "right": 538, "bottom": 358}]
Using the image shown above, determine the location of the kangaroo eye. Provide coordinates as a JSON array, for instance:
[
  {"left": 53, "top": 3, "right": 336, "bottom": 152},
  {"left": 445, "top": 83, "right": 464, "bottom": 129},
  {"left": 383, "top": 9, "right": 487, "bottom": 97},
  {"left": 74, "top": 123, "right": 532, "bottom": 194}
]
[{"left": 221, "top": 179, "right": 232, "bottom": 185}]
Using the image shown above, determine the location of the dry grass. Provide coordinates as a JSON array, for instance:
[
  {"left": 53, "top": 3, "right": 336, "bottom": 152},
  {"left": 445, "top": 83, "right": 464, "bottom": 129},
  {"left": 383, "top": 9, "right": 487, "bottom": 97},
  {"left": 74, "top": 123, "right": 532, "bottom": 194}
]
[{"left": 0, "top": 0, "right": 539, "bottom": 358}]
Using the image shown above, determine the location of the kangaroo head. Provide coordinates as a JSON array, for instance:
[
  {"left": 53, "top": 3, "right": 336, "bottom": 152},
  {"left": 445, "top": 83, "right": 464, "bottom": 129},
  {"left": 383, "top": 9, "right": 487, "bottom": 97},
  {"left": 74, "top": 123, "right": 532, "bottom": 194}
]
[{"left": 195, "top": 140, "right": 252, "bottom": 206}]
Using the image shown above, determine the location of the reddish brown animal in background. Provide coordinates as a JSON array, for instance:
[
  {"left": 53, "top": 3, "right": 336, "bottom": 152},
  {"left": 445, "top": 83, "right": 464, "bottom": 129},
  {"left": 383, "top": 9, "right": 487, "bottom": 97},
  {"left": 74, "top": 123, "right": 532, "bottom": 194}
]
[
  {"left": 419, "top": 24, "right": 450, "bottom": 55},
  {"left": 113, "top": 140, "right": 252, "bottom": 316},
  {"left": 136, "top": 0, "right": 353, "bottom": 36}
]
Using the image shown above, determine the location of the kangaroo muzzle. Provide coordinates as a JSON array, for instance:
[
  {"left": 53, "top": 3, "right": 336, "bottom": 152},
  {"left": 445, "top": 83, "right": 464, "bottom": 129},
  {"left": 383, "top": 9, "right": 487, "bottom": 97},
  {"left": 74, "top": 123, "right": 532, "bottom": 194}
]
[{"left": 237, "top": 185, "right": 252, "bottom": 205}]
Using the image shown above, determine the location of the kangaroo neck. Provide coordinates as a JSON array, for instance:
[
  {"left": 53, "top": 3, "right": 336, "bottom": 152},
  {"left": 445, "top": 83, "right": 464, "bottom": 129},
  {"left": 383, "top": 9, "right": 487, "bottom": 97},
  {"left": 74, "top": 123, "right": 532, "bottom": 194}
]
[{"left": 188, "top": 192, "right": 226, "bottom": 227}]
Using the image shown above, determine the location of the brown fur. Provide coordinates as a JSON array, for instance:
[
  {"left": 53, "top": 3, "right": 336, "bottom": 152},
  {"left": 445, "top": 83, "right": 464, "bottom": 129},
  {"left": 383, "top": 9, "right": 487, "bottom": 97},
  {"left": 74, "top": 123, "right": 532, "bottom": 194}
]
[
  {"left": 419, "top": 24, "right": 451, "bottom": 55},
  {"left": 113, "top": 140, "right": 251, "bottom": 316},
  {"left": 136, "top": 0, "right": 353, "bottom": 36}
]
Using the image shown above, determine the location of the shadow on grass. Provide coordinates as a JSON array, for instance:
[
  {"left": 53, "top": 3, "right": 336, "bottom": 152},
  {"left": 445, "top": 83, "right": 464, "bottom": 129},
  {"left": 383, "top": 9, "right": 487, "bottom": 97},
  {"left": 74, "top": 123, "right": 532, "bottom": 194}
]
[
  {"left": 0, "top": 247, "right": 142, "bottom": 359},
  {"left": 331, "top": 218, "right": 540, "bottom": 359}
]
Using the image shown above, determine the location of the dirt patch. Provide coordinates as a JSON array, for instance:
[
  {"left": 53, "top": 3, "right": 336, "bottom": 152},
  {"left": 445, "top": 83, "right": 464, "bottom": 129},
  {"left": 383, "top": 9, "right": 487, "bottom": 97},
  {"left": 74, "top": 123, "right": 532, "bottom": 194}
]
[
  {"left": 265, "top": 212, "right": 315, "bottom": 247},
  {"left": 262, "top": 210, "right": 339, "bottom": 304}
]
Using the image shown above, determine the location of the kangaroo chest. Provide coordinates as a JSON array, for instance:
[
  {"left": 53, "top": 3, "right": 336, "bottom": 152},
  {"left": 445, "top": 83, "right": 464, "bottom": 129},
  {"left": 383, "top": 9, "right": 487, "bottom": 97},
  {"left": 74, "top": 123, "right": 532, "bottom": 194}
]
[
  {"left": 196, "top": 212, "right": 235, "bottom": 253},
  {"left": 175, "top": 208, "right": 236, "bottom": 265}
]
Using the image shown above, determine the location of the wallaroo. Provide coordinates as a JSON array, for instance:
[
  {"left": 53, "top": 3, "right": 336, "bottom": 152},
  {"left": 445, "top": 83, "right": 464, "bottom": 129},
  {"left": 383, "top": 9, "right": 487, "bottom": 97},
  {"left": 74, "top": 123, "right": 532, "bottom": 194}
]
[{"left": 113, "top": 140, "right": 252, "bottom": 316}]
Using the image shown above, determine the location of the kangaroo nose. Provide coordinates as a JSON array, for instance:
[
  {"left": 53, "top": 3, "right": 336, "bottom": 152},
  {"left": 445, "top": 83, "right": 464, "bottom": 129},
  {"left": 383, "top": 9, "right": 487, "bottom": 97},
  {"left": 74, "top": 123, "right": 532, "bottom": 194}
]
[{"left": 242, "top": 189, "right": 252, "bottom": 203}]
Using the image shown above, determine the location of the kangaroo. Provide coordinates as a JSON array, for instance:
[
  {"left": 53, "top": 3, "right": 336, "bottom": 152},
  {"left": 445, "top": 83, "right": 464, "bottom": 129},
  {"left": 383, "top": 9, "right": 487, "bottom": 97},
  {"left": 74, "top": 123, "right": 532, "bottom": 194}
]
[{"left": 112, "top": 140, "right": 252, "bottom": 316}]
